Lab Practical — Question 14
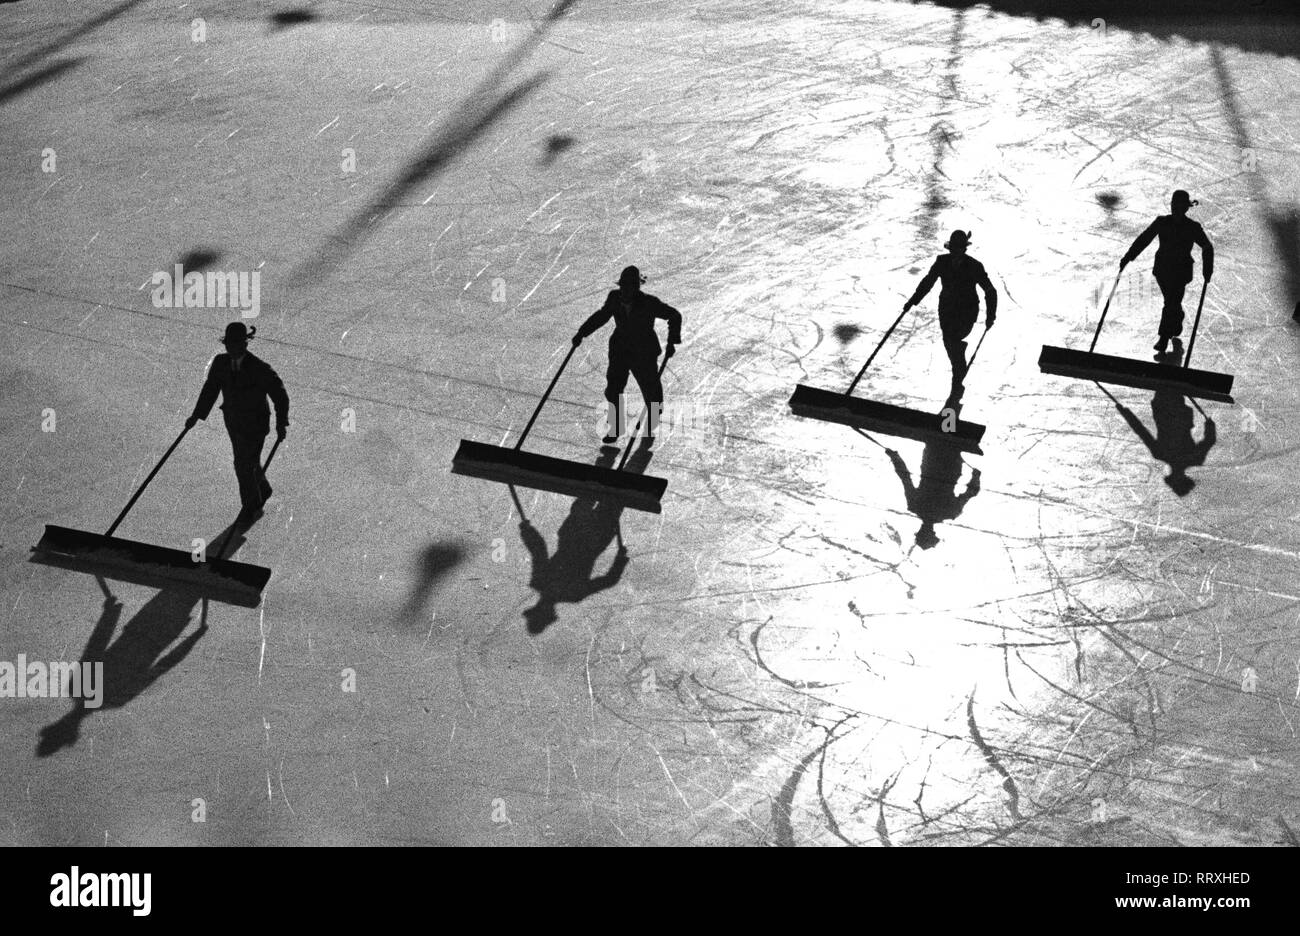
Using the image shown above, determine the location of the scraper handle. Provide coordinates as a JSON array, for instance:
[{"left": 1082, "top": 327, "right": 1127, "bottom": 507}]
[
  {"left": 846, "top": 303, "right": 913, "bottom": 398},
  {"left": 105, "top": 425, "right": 192, "bottom": 537},
  {"left": 1182, "top": 280, "right": 1209, "bottom": 369},
  {"left": 516, "top": 343, "right": 578, "bottom": 452},
  {"left": 617, "top": 355, "right": 672, "bottom": 472},
  {"left": 1088, "top": 269, "right": 1124, "bottom": 354}
]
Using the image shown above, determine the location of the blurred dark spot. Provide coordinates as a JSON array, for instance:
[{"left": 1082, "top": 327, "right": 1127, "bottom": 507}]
[
  {"left": 270, "top": 9, "right": 316, "bottom": 29},
  {"left": 177, "top": 248, "right": 222, "bottom": 275},
  {"left": 539, "top": 133, "right": 575, "bottom": 166},
  {"left": 833, "top": 323, "right": 863, "bottom": 344},
  {"left": 1096, "top": 191, "right": 1122, "bottom": 212}
]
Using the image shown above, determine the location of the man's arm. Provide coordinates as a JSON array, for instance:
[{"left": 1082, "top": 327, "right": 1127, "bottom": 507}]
[
  {"left": 518, "top": 520, "right": 549, "bottom": 565},
  {"left": 976, "top": 265, "right": 998, "bottom": 322},
  {"left": 957, "top": 467, "right": 982, "bottom": 507},
  {"left": 1197, "top": 417, "right": 1217, "bottom": 457},
  {"left": 264, "top": 362, "right": 290, "bottom": 436},
  {"left": 1121, "top": 219, "right": 1159, "bottom": 267},
  {"left": 186, "top": 358, "right": 222, "bottom": 426},
  {"left": 574, "top": 293, "right": 615, "bottom": 343},
  {"left": 904, "top": 260, "right": 940, "bottom": 310},
  {"left": 886, "top": 448, "right": 917, "bottom": 504},
  {"left": 655, "top": 299, "right": 682, "bottom": 350},
  {"left": 1195, "top": 223, "right": 1214, "bottom": 280},
  {"left": 1116, "top": 403, "right": 1158, "bottom": 454}
]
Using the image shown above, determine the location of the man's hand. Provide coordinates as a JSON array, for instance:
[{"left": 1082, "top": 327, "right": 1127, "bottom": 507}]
[
  {"left": 571, "top": 333, "right": 583, "bottom": 347},
  {"left": 1204, "top": 270, "right": 1212, "bottom": 282},
  {"left": 1119, "top": 257, "right": 1129, "bottom": 270},
  {"left": 276, "top": 425, "right": 287, "bottom": 441},
  {"left": 902, "top": 301, "right": 914, "bottom": 314},
  {"left": 184, "top": 416, "right": 198, "bottom": 430},
  {"left": 665, "top": 342, "right": 677, "bottom": 360},
  {"left": 986, "top": 314, "right": 996, "bottom": 329}
]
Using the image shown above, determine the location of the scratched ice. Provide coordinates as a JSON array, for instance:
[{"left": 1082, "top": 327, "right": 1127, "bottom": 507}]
[{"left": 1, "top": 0, "right": 1298, "bottom": 845}]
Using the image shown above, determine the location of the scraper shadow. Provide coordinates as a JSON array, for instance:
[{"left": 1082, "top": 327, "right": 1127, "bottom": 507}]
[
  {"left": 515, "top": 440, "right": 652, "bottom": 635},
  {"left": 1100, "top": 382, "right": 1216, "bottom": 496},
  {"left": 36, "top": 523, "right": 245, "bottom": 757}
]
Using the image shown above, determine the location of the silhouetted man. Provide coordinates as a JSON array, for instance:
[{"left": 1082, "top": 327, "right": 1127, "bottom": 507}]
[
  {"left": 904, "top": 230, "right": 997, "bottom": 389},
  {"left": 186, "top": 322, "right": 289, "bottom": 524},
  {"left": 573, "top": 266, "right": 682, "bottom": 444},
  {"left": 1120, "top": 189, "right": 1214, "bottom": 357}
]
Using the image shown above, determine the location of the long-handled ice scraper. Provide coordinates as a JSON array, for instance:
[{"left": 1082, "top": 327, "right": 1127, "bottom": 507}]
[
  {"left": 31, "top": 426, "right": 274, "bottom": 606},
  {"left": 788, "top": 302, "right": 987, "bottom": 453},
  {"left": 452, "top": 344, "right": 669, "bottom": 513},
  {"left": 1038, "top": 272, "right": 1234, "bottom": 403}
]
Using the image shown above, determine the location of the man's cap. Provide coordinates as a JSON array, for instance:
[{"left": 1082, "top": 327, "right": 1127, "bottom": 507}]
[
  {"left": 944, "top": 230, "right": 972, "bottom": 249},
  {"left": 221, "top": 322, "right": 256, "bottom": 345},
  {"left": 617, "top": 265, "right": 646, "bottom": 287},
  {"left": 1172, "top": 189, "right": 1198, "bottom": 207}
]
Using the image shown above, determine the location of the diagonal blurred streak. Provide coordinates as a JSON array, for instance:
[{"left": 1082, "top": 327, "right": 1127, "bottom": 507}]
[
  {"left": 293, "top": 71, "right": 551, "bottom": 283},
  {"left": 2, "top": 0, "right": 146, "bottom": 77},
  {"left": 1209, "top": 45, "right": 1300, "bottom": 311},
  {"left": 291, "top": 0, "right": 579, "bottom": 282},
  {"left": 0, "top": 57, "right": 82, "bottom": 106}
]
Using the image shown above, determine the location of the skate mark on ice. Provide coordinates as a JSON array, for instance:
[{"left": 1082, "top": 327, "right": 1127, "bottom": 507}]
[{"left": 966, "top": 690, "right": 1023, "bottom": 822}]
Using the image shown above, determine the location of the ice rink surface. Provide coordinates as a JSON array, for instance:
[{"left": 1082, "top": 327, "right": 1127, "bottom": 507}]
[{"left": 1, "top": 0, "right": 1299, "bottom": 845}]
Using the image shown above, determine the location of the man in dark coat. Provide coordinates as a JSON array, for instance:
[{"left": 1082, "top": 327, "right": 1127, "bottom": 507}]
[
  {"left": 185, "top": 322, "right": 289, "bottom": 524},
  {"left": 1120, "top": 189, "right": 1214, "bottom": 357},
  {"left": 903, "top": 230, "right": 997, "bottom": 389},
  {"left": 573, "top": 266, "right": 682, "bottom": 444}
]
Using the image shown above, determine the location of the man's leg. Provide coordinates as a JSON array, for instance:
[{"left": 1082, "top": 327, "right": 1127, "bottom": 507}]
[
  {"left": 604, "top": 353, "right": 632, "bottom": 441},
  {"left": 629, "top": 354, "right": 664, "bottom": 439},
  {"left": 940, "top": 310, "right": 976, "bottom": 384},
  {"left": 229, "top": 428, "right": 268, "bottom": 514},
  {"left": 1156, "top": 274, "right": 1187, "bottom": 339}
]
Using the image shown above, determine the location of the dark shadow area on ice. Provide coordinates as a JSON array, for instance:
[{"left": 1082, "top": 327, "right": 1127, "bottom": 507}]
[
  {"left": 911, "top": 0, "right": 1300, "bottom": 59},
  {"left": 1209, "top": 47, "right": 1300, "bottom": 315},
  {"left": 175, "top": 247, "right": 223, "bottom": 275},
  {"left": 883, "top": 411, "right": 982, "bottom": 550},
  {"left": 36, "top": 523, "right": 246, "bottom": 757},
  {"left": 394, "top": 541, "right": 469, "bottom": 628},
  {"left": 538, "top": 133, "right": 576, "bottom": 166},
  {"left": 516, "top": 440, "right": 654, "bottom": 635},
  {"left": 1098, "top": 381, "right": 1216, "bottom": 496},
  {"left": 269, "top": 9, "right": 317, "bottom": 30}
]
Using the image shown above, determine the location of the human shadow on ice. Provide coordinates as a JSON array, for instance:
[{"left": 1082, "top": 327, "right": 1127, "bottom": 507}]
[
  {"left": 884, "top": 431, "right": 981, "bottom": 551},
  {"left": 36, "top": 524, "right": 245, "bottom": 757},
  {"left": 1099, "top": 381, "right": 1216, "bottom": 497},
  {"left": 514, "top": 440, "right": 653, "bottom": 635}
]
